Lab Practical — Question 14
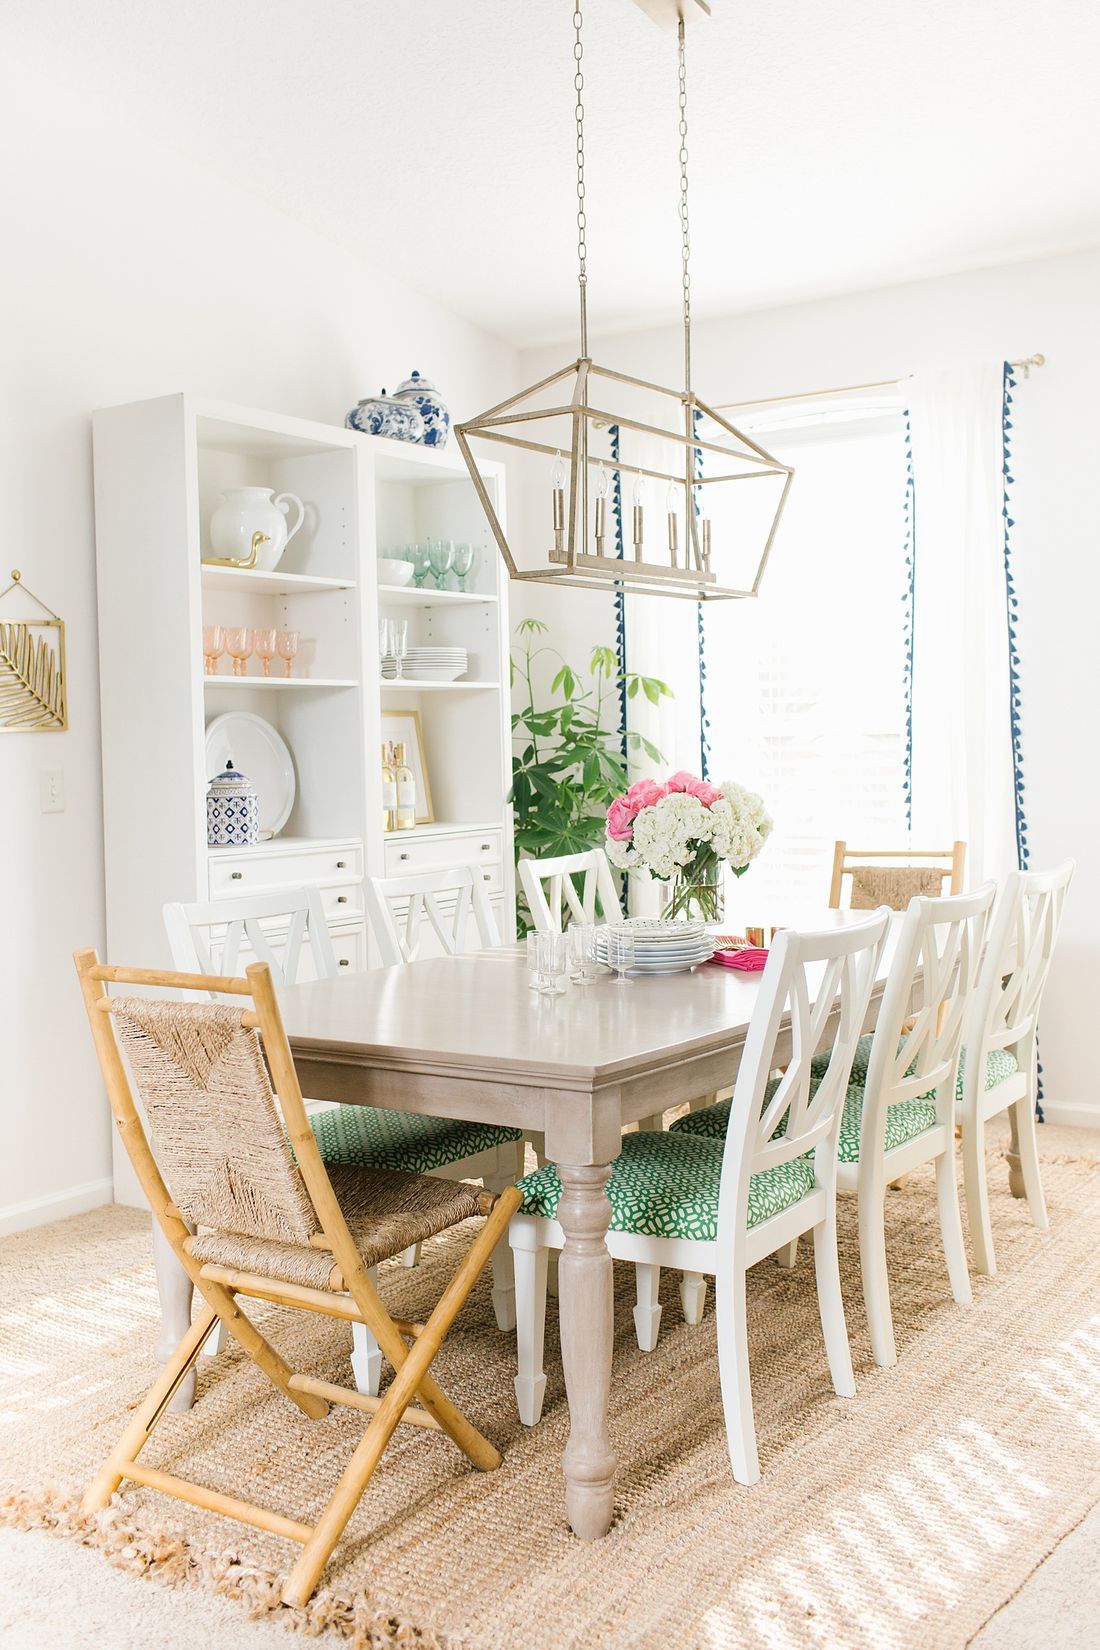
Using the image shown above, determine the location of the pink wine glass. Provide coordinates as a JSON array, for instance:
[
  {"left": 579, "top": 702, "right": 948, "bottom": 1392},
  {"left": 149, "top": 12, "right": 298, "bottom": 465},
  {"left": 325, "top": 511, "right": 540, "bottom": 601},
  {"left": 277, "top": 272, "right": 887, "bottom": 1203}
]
[
  {"left": 276, "top": 628, "right": 300, "bottom": 678},
  {"left": 202, "top": 623, "right": 225, "bottom": 676},
  {"left": 225, "top": 626, "right": 254, "bottom": 677},
  {"left": 253, "top": 627, "right": 277, "bottom": 678}
]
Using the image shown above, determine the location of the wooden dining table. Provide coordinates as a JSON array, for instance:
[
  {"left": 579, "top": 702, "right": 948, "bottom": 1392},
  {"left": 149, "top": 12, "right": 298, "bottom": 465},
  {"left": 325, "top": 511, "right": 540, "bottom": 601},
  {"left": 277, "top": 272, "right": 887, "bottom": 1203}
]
[{"left": 277, "top": 913, "right": 892, "bottom": 1541}]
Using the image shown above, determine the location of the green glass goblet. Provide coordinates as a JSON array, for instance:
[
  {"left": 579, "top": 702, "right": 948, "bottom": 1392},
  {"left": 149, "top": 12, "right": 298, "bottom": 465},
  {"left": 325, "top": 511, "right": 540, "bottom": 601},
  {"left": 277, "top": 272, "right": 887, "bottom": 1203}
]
[
  {"left": 452, "top": 541, "right": 475, "bottom": 593},
  {"left": 428, "top": 538, "right": 454, "bottom": 591},
  {"left": 411, "top": 542, "right": 432, "bottom": 588}
]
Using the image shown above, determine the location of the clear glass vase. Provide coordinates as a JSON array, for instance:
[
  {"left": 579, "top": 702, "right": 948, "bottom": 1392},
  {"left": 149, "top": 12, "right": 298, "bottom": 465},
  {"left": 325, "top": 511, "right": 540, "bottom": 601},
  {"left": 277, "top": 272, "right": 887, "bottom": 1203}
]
[{"left": 663, "top": 869, "right": 724, "bottom": 924}]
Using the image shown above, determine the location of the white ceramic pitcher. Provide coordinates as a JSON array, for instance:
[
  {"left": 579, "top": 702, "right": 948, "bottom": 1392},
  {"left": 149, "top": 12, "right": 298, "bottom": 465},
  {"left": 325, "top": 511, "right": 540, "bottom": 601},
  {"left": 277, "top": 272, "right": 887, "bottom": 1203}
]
[{"left": 209, "top": 487, "right": 305, "bottom": 572}]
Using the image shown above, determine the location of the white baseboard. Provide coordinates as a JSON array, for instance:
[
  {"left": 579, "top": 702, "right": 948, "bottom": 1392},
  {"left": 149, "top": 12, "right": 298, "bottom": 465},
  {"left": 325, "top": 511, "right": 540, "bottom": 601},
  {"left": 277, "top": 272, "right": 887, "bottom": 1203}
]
[
  {"left": 1040, "top": 1101, "right": 1100, "bottom": 1131},
  {"left": 0, "top": 1176, "right": 114, "bottom": 1238}
]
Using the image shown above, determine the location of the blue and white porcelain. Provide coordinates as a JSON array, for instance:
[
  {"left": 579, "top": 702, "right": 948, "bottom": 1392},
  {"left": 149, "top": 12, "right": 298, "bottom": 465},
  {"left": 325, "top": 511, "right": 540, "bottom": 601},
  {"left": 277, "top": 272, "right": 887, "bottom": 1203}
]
[
  {"left": 206, "top": 760, "right": 260, "bottom": 848},
  {"left": 393, "top": 370, "right": 450, "bottom": 448},
  {"left": 346, "top": 391, "right": 425, "bottom": 443}
]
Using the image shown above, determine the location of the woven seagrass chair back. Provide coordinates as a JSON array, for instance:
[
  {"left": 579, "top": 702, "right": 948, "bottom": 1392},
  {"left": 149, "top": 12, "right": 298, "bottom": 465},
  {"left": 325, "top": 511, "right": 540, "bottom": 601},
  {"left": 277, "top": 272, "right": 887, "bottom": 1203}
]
[
  {"left": 829, "top": 840, "right": 967, "bottom": 912},
  {"left": 112, "top": 996, "right": 321, "bottom": 1245}
]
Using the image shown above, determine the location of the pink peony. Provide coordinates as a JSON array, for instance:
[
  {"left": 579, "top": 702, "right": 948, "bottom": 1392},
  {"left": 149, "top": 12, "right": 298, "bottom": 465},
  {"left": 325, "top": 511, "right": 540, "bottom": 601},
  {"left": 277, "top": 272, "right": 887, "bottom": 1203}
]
[
  {"left": 606, "top": 797, "right": 637, "bottom": 842},
  {"left": 624, "top": 778, "right": 667, "bottom": 811},
  {"left": 665, "top": 770, "right": 696, "bottom": 793},
  {"left": 666, "top": 770, "right": 723, "bottom": 806}
]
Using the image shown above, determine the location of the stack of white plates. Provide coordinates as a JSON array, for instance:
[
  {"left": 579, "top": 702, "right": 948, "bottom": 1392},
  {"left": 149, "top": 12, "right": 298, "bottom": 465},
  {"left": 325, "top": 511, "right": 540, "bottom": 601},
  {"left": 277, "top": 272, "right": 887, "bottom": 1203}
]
[
  {"left": 594, "top": 918, "right": 715, "bottom": 975},
  {"left": 383, "top": 646, "right": 468, "bottom": 682}
]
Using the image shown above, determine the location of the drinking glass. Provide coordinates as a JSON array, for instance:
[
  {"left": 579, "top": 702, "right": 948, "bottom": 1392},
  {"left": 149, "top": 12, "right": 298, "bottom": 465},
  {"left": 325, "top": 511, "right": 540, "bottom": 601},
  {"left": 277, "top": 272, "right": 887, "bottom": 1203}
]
[
  {"left": 606, "top": 924, "right": 636, "bottom": 984},
  {"left": 225, "top": 626, "right": 253, "bottom": 677},
  {"left": 526, "top": 929, "right": 541, "bottom": 991},
  {"left": 411, "top": 542, "right": 432, "bottom": 589},
  {"left": 379, "top": 617, "right": 393, "bottom": 676},
  {"left": 452, "top": 541, "right": 476, "bottom": 593},
  {"left": 567, "top": 922, "right": 596, "bottom": 984},
  {"left": 276, "top": 628, "right": 300, "bottom": 677},
  {"left": 202, "top": 623, "right": 224, "bottom": 676},
  {"left": 428, "top": 538, "right": 454, "bottom": 591},
  {"left": 253, "top": 626, "right": 277, "bottom": 677},
  {"left": 389, "top": 618, "right": 408, "bottom": 680},
  {"left": 534, "top": 929, "right": 567, "bottom": 996}
]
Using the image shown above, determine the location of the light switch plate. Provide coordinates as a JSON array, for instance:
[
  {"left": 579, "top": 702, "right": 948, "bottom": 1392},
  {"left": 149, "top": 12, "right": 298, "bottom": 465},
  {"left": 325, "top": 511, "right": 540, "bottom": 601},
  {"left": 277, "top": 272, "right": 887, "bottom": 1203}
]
[{"left": 40, "top": 769, "right": 65, "bottom": 813}]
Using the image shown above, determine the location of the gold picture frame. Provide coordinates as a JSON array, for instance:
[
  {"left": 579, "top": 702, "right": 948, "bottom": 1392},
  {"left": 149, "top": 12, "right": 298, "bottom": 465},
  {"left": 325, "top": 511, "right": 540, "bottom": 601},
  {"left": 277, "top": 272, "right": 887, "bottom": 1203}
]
[
  {"left": 0, "top": 569, "right": 67, "bottom": 732},
  {"left": 382, "top": 708, "right": 434, "bottom": 825}
]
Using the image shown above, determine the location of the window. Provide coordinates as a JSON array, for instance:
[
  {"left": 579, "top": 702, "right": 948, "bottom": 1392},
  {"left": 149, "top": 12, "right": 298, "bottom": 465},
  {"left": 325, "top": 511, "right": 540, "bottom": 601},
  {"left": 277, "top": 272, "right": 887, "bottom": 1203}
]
[{"left": 703, "top": 403, "right": 910, "bottom": 914}]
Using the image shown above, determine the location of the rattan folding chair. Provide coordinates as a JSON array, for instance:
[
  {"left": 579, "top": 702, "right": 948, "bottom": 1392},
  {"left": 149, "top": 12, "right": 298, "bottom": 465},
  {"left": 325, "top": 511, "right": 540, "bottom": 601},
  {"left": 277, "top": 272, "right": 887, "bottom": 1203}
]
[
  {"left": 828, "top": 840, "right": 967, "bottom": 911},
  {"left": 74, "top": 948, "right": 521, "bottom": 1607}
]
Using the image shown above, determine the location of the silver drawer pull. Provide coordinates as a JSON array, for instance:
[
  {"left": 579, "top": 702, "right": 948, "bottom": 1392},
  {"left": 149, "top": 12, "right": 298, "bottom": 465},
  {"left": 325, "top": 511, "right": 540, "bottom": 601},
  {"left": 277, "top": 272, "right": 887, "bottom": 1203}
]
[
  {"left": 336, "top": 860, "right": 347, "bottom": 869},
  {"left": 231, "top": 871, "right": 243, "bottom": 881},
  {"left": 483, "top": 873, "right": 492, "bottom": 881},
  {"left": 480, "top": 842, "right": 492, "bottom": 851},
  {"left": 338, "top": 957, "right": 350, "bottom": 967},
  {"left": 336, "top": 895, "right": 348, "bottom": 904},
  {"left": 399, "top": 852, "right": 409, "bottom": 861}
]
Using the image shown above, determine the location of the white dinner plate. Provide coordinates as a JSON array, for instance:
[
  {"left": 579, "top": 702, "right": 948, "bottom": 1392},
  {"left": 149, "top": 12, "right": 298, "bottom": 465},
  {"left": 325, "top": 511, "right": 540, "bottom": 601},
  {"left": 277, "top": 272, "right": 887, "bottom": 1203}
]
[{"left": 205, "top": 711, "right": 296, "bottom": 838}]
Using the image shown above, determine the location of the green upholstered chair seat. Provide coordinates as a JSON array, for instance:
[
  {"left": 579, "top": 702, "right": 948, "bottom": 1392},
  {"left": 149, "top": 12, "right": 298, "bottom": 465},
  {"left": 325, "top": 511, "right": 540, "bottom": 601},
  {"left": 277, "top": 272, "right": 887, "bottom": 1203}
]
[
  {"left": 517, "top": 1129, "right": 816, "bottom": 1241},
  {"left": 809, "top": 1032, "right": 1018, "bottom": 1098},
  {"left": 311, "top": 1105, "right": 522, "bottom": 1175},
  {"left": 670, "top": 1080, "right": 940, "bottom": 1162}
]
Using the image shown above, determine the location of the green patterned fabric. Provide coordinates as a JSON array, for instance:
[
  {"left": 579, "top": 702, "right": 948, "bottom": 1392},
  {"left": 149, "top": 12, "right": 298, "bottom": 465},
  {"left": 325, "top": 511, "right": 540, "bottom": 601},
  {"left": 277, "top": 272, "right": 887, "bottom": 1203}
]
[
  {"left": 810, "top": 1033, "right": 1019, "bottom": 1099},
  {"left": 670, "top": 1079, "right": 939, "bottom": 1162},
  {"left": 517, "top": 1129, "right": 815, "bottom": 1240},
  {"left": 310, "top": 1105, "right": 522, "bottom": 1175}
]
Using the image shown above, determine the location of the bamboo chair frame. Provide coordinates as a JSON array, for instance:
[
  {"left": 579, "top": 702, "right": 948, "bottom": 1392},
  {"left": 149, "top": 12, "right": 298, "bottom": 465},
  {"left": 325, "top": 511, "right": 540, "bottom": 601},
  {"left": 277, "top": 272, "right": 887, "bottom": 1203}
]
[
  {"left": 828, "top": 840, "right": 967, "bottom": 910},
  {"left": 74, "top": 948, "right": 521, "bottom": 1608}
]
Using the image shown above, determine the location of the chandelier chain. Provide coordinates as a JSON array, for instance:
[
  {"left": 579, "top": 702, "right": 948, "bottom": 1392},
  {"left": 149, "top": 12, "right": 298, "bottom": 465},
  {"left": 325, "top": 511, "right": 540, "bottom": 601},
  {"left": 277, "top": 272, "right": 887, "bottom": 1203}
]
[
  {"left": 678, "top": 17, "right": 692, "bottom": 394},
  {"left": 573, "top": 6, "right": 588, "bottom": 356}
]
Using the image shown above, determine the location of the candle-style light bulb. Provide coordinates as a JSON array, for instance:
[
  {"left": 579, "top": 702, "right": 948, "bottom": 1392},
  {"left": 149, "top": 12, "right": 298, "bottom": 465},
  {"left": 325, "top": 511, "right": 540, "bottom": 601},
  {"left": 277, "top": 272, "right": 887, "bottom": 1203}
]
[
  {"left": 632, "top": 476, "right": 645, "bottom": 563},
  {"left": 701, "top": 515, "right": 713, "bottom": 573},
  {"left": 552, "top": 451, "right": 566, "bottom": 553},
  {"left": 666, "top": 483, "right": 679, "bottom": 568},
  {"left": 594, "top": 462, "right": 609, "bottom": 554}
]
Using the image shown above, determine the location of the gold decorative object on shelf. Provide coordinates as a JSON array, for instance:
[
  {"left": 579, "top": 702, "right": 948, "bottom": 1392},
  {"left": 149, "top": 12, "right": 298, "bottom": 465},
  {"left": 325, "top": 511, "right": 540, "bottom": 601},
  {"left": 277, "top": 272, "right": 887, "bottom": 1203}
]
[
  {"left": 201, "top": 530, "right": 271, "bottom": 571},
  {"left": 0, "top": 569, "right": 67, "bottom": 732},
  {"left": 456, "top": 5, "right": 794, "bottom": 601}
]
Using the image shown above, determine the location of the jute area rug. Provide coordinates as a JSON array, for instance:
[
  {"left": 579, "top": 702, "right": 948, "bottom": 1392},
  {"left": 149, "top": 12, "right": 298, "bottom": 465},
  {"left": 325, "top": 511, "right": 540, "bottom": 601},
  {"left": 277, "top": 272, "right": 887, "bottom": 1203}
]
[{"left": 2, "top": 1127, "right": 1099, "bottom": 1650}]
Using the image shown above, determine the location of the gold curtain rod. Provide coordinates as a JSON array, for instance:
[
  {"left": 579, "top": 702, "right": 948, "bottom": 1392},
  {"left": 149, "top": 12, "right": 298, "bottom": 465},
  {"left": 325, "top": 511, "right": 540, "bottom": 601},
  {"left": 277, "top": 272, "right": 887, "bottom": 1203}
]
[{"left": 715, "top": 354, "right": 1046, "bottom": 413}]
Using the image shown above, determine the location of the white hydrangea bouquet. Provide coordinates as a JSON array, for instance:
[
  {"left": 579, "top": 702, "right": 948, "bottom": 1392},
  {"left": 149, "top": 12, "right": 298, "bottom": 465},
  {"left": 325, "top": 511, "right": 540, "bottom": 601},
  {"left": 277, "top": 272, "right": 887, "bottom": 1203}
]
[{"left": 605, "top": 770, "right": 773, "bottom": 922}]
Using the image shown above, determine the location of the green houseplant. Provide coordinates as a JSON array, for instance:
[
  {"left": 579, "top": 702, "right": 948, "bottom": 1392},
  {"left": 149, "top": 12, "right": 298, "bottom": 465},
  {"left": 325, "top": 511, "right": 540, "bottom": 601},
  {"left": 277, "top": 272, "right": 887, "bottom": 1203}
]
[{"left": 510, "top": 619, "right": 672, "bottom": 928}]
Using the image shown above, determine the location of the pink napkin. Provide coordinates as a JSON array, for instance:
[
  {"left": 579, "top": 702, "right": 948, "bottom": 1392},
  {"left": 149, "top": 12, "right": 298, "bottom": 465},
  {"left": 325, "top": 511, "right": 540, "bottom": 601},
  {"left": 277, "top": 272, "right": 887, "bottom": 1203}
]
[{"left": 709, "top": 947, "right": 769, "bottom": 972}]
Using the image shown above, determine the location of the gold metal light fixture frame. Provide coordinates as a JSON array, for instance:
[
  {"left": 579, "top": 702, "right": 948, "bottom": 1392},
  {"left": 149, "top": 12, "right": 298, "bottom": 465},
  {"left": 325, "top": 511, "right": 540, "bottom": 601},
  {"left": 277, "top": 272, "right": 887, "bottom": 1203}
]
[{"left": 456, "top": 3, "right": 794, "bottom": 601}]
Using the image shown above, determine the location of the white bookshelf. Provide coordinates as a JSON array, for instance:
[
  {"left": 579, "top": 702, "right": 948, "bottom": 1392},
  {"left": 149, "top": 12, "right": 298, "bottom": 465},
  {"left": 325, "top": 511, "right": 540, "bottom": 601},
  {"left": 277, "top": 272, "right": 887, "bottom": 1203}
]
[{"left": 93, "top": 392, "right": 514, "bottom": 1203}]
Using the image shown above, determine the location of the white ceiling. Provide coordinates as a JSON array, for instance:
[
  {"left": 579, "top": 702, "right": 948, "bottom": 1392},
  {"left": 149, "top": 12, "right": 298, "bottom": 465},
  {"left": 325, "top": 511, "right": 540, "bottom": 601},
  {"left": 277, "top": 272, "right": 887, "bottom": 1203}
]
[{"left": 7, "top": 0, "right": 1100, "bottom": 348}]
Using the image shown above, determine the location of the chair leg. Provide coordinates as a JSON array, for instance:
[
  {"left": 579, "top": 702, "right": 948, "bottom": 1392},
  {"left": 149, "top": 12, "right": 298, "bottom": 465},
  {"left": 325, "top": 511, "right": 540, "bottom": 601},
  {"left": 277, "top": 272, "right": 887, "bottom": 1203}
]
[
  {"left": 687, "top": 1092, "right": 717, "bottom": 1114},
  {"left": 812, "top": 1214, "right": 855, "bottom": 1399},
  {"left": 934, "top": 1148, "right": 972, "bottom": 1305},
  {"left": 715, "top": 1265, "right": 759, "bottom": 1485},
  {"left": 484, "top": 1169, "right": 519, "bottom": 1331},
  {"left": 775, "top": 1239, "right": 798, "bottom": 1269},
  {"left": 962, "top": 1114, "right": 997, "bottom": 1277},
  {"left": 513, "top": 1242, "right": 549, "bottom": 1425},
  {"left": 632, "top": 1262, "right": 662, "bottom": 1352},
  {"left": 858, "top": 1183, "right": 897, "bottom": 1368},
  {"left": 1012, "top": 1095, "right": 1049, "bottom": 1232},
  {"left": 350, "top": 1268, "right": 383, "bottom": 1397},
  {"left": 679, "top": 1270, "right": 707, "bottom": 1325},
  {"left": 400, "top": 1243, "right": 421, "bottom": 1269}
]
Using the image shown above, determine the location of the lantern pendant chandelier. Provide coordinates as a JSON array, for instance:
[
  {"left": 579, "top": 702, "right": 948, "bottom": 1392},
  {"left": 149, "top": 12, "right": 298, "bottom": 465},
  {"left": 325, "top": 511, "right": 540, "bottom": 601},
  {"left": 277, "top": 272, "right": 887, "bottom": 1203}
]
[{"left": 455, "top": 1, "right": 794, "bottom": 601}]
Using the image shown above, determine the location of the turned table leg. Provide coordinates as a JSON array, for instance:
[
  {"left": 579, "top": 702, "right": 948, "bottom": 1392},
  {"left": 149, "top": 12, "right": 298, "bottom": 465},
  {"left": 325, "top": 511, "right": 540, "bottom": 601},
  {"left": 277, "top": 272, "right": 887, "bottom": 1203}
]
[
  {"left": 1005, "top": 1104, "right": 1027, "bottom": 1199},
  {"left": 555, "top": 1162, "right": 616, "bottom": 1539}
]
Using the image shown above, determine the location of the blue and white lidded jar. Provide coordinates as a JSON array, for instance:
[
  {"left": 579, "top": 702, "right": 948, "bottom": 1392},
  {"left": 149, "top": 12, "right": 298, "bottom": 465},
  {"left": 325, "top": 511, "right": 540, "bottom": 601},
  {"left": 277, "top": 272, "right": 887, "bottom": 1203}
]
[
  {"left": 393, "top": 370, "right": 450, "bottom": 448},
  {"left": 207, "top": 760, "right": 260, "bottom": 848},
  {"left": 345, "top": 391, "right": 425, "bottom": 443}
]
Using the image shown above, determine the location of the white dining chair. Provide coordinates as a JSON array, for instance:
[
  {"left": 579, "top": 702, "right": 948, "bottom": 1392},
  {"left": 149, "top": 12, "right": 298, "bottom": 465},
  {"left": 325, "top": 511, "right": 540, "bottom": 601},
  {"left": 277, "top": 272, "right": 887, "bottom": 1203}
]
[
  {"left": 164, "top": 887, "right": 524, "bottom": 1394},
  {"left": 518, "top": 847, "right": 621, "bottom": 933},
  {"left": 509, "top": 910, "right": 890, "bottom": 1485},
  {"left": 365, "top": 864, "right": 501, "bottom": 965},
  {"left": 675, "top": 884, "right": 996, "bottom": 1367},
  {"left": 959, "top": 860, "right": 1074, "bottom": 1276}
]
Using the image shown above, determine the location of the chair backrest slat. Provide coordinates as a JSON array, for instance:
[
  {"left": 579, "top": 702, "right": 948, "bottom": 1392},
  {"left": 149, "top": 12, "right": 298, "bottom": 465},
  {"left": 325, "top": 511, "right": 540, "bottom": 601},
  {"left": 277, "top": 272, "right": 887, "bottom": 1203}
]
[
  {"left": 519, "top": 849, "right": 622, "bottom": 933},
  {"left": 717, "top": 913, "right": 890, "bottom": 1220},
  {"left": 164, "top": 888, "right": 338, "bottom": 991},
  {"left": 829, "top": 840, "right": 967, "bottom": 911},
  {"left": 366, "top": 866, "right": 500, "bottom": 966}
]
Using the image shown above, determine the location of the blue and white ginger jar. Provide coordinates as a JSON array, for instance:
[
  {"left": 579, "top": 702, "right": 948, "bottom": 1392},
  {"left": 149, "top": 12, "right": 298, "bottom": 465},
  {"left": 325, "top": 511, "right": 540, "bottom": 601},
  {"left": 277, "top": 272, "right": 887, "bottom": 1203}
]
[
  {"left": 207, "top": 760, "right": 260, "bottom": 848},
  {"left": 393, "top": 370, "right": 450, "bottom": 448},
  {"left": 346, "top": 390, "right": 425, "bottom": 443}
]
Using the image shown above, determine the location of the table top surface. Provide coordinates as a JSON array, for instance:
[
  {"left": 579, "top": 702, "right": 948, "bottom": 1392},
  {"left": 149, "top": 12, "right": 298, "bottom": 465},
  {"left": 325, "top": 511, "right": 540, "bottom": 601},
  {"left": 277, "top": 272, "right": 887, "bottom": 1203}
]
[{"left": 279, "top": 910, "right": 894, "bottom": 1086}]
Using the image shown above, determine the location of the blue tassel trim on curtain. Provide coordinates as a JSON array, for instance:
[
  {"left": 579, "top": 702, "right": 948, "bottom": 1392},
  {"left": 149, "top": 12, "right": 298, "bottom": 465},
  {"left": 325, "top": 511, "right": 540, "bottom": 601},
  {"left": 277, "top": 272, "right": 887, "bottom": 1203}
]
[
  {"left": 1001, "top": 363, "right": 1043, "bottom": 1117},
  {"left": 693, "top": 409, "right": 711, "bottom": 779},
  {"left": 901, "top": 408, "right": 916, "bottom": 831},
  {"left": 609, "top": 424, "right": 629, "bottom": 760}
]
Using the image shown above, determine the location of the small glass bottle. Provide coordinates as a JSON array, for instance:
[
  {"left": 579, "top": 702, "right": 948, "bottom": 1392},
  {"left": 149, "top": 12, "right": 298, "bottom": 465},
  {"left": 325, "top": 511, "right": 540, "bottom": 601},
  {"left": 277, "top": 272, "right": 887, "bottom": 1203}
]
[
  {"left": 393, "top": 742, "right": 417, "bottom": 831},
  {"left": 381, "top": 742, "right": 397, "bottom": 833}
]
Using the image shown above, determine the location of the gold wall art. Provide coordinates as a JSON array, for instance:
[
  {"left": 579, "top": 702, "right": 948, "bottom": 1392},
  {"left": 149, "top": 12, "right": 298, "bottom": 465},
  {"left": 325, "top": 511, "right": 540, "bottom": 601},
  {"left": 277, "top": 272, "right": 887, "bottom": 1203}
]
[{"left": 0, "top": 569, "right": 68, "bottom": 731}]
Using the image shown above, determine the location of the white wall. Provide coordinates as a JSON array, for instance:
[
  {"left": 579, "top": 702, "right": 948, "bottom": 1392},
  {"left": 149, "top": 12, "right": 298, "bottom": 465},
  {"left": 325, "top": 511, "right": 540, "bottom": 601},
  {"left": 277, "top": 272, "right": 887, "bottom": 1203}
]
[
  {"left": 0, "top": 57, "right": 518, "bottom": 1233},
  {"left": 513, "top": 247, "right": 1100, "bottom": 1125}
]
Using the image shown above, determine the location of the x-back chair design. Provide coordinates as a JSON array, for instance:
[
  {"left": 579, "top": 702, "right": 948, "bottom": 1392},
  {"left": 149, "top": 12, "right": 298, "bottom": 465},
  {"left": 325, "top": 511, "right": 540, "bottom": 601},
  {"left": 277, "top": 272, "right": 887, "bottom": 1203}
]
[{"left": 74, "top": 949, "right": 521, "bottom": 1607}]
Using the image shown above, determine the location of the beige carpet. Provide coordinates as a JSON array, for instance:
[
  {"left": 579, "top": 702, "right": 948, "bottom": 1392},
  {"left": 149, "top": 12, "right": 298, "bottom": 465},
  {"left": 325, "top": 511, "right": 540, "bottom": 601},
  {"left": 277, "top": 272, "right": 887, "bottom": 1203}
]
[{"left": 2, "top": 1128, "right": 1099, "bottom": 1650}]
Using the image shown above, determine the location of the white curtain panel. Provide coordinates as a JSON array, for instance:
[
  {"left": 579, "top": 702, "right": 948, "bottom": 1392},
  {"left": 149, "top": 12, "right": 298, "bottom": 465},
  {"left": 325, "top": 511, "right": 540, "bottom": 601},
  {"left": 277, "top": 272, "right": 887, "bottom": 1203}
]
[{"left": 908, "top": 363, "right": 1017, "bottom": 883}]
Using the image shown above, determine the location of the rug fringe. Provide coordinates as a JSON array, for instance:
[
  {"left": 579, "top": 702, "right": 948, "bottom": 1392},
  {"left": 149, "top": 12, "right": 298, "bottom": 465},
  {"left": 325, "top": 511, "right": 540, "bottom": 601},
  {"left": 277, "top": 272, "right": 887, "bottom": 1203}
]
[{"left": 0, "top": 1487, "right": 451, "bottom": 1649}]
